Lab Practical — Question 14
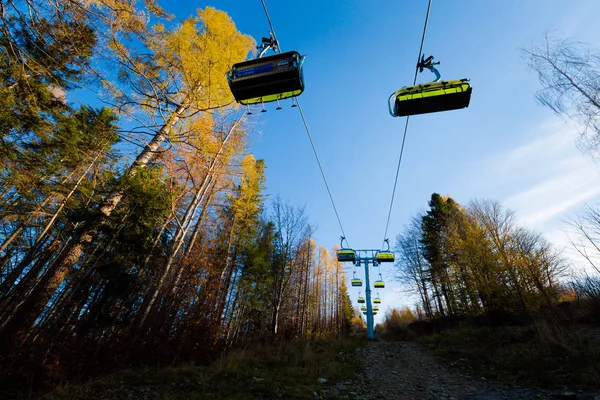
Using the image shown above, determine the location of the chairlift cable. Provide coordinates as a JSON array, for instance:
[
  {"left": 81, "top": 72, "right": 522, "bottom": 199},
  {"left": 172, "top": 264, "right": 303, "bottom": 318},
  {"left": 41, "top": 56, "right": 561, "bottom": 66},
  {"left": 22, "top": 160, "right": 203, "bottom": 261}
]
[
  {"left": 411, "top": 0, "right": 433, "bottom": 86},
  {"left": 382, "top": 0, "right": 433, "bottom": 247},
  {"left": 297, "top": 100, "right": 348, "bottom": 240},
  {"left": 260, "top": 0, "right": 280, "bottom": 52},
  {"left": 258, "top": 0, "right": 348, "bottom": 242}
]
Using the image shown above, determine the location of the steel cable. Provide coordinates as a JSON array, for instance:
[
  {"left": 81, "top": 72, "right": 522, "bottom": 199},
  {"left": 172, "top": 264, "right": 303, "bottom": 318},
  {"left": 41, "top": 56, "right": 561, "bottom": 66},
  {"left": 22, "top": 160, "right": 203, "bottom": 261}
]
[
  {"left": 382, "top": 0, "right": 433, "bottom": 247},
  {"left": 259, "top": 0, "right": 349, "bottom": 242}
]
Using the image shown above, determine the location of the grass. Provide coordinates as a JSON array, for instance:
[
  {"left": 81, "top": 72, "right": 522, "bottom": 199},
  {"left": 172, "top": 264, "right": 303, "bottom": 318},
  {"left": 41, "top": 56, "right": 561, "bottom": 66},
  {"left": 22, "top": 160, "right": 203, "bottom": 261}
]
[
  {"left": 417, "top": 318, "right": 600, "bottom": 389},
  {"left": 43, "top": 338, "right": 364, "bottom": 400}
]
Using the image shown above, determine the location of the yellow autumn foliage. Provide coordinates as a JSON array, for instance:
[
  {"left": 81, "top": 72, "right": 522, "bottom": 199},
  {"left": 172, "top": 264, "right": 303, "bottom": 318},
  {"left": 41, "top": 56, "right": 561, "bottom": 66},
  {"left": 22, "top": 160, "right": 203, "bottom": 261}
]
[
  {"left": 80, "top": 0, "right": 166, "bottom": 33},
  {"left": 149, "top": 7, "right": 255, "bottom": 110},
  {"left": 229, "top": 155, "right": 265, "bottom": 222}
]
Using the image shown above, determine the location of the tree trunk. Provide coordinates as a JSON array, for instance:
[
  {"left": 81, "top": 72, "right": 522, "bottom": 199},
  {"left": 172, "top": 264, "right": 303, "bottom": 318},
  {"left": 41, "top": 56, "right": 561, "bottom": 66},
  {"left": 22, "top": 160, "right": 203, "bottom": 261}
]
[
  {"left": 137, "top": 113, "right": 242, "bottom": 328},
  {"left": 0, "top": 104, "right": 188, "bottom": 345}
]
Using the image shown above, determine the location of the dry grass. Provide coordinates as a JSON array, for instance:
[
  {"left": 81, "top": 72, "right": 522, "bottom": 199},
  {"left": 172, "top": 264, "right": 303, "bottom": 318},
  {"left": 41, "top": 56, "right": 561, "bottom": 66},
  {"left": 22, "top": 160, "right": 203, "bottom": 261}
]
[
  {"left": 43, "top": 338, "right": 364, "bottom": 400},
  {"left": 418, "top": 318, "right": 600, "bottom": 389}
]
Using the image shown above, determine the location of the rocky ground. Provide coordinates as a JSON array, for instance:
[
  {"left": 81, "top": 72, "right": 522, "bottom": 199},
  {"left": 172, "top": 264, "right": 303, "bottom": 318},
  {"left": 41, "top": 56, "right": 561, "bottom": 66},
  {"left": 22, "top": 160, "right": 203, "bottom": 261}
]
[{"left": 323, "top": 341, "right": 600, "bottom": 400}]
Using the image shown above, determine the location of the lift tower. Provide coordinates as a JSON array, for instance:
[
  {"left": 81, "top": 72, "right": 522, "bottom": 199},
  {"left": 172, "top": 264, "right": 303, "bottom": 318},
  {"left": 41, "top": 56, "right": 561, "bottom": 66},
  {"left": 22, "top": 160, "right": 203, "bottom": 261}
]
[{"left": 338, "top": 239, "right": 393, "bottom": 340}]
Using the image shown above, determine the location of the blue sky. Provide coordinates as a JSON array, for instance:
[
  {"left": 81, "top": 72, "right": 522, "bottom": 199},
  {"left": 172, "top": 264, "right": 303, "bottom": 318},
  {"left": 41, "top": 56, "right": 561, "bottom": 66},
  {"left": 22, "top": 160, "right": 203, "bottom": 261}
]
[{"left": 164, "top": 0, "right": 600, "bottom": 318}]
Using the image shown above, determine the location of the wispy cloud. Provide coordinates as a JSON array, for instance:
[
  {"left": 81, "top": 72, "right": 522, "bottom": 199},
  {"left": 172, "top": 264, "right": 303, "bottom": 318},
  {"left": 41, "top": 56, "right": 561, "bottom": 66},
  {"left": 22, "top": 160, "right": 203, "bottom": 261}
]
[
  {"left": 505, "top": 167, "right": 600, "bottom": 226},
  {"left": 488, "top": 118, "right": 600, "bottom": 229},
  {"left": 491, "top": 119, "right": 582, "bottom": 180},
  {"left": 504, "top": 122, "right": 574, "bottom": 165}
]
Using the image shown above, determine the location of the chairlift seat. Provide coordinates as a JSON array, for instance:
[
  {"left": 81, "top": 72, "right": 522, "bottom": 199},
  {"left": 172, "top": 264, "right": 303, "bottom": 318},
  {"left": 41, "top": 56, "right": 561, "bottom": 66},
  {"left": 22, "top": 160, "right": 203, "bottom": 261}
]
[
  {"left": 228, "top": 51, "right": 305, "bottom": 105},
  {"left": 391, "top": 79, "right": 472, "bottom": 117},
  {"left": 374, "top": 298, "right": 381, "bottom": 304},
  {"left": 351, "top": 278, "right": 363, "bottom": 287},
  {"left": 357, "top": 297, "right": 365, "bottom": 304},
  {"left": 374, "top": 280, "right": 385, "bottom": 288},
  {"left": 373, "top": 306, "right": 379, "bottom": 312},
  {"left": 337, "top": 249, "right": 356, "bottom": 263},
  {"left": 361, "top": 306, "right": 367, "bottom": 312},
  {"left": 376, "top": 251, "right": 395, "bottom": 263}
]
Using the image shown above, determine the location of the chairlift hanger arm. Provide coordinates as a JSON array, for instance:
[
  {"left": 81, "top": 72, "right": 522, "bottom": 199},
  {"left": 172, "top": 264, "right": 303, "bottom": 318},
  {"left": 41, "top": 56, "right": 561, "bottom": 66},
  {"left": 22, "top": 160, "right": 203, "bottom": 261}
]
[
  {"left": 261, "top": 0, "right": 280, "bottom": 53},
  {"left": 417, "top": 54, "right": 441, "bottom": 82},
  {"left": 383, "top": 238, "right": 391, "bottom": 252},
  {"left": 257, "top": 32, "right": 279, "bottom": 58},
  {"left": 340, "top": 236, "right": 349, "bottom": 249}
]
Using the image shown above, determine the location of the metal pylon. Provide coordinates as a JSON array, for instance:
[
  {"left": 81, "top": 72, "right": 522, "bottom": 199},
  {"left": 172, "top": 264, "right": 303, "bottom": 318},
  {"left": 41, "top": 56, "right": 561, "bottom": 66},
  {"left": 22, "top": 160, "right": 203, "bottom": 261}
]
[{"left": 351, "top": 249, "right": 382, "bottom": 340}]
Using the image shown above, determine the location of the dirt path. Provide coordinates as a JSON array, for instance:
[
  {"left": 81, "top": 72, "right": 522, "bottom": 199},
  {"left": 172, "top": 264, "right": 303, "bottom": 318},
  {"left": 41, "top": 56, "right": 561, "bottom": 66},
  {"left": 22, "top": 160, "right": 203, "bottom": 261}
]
[{"left": 325, "top": 341, "right": 600, "bottom": 400}]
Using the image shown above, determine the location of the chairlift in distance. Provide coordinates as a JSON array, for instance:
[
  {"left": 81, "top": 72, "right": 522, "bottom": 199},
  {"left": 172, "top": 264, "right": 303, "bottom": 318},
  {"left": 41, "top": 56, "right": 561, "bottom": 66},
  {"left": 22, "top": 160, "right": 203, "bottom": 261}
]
[
  {"left": 374, "top": 273, "right": 385, "bottom": 289},
  {"left": 337, "top": 237, "right": 356, "bottom": 263},
  {"left": 389, "top": 55, "right": 472, "bottom": 117},
  {"left": 351, "top": 270, "right": 362, "bottom": 287},
  {"left": 376, "top": 239, "right": 395, "bottom": 263},
  {"left": 337, "top": 249, "right": 356, "bottom": 263},
  {"left": 374, "top": 293, "right": 381, "bottom": 304},
  {"left": 357, "top": 292, "right": 365, "bottom": 304},
  {"left": 376, "top": 251, "right": 395, "bottom": 263}
]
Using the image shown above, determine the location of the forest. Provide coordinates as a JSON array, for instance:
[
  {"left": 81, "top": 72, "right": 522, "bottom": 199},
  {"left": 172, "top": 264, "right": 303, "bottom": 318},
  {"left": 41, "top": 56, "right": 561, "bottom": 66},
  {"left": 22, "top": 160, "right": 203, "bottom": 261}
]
[
  {"left": 1, "top": 0, "right": 600, "bottom": 399},
  {"left": 395, "top": 195, "right": 567, "bottom": 319},
  {"left": 0, "top": 1, "right": 354, "bottom": 395}
]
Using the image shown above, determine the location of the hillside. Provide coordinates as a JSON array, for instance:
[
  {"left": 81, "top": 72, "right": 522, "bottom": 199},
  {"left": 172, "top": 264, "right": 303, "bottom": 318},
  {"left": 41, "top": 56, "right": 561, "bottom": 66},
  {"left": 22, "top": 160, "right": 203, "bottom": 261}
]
[{"left": 39, "top": 333, "right": 600, "bottom": 400}]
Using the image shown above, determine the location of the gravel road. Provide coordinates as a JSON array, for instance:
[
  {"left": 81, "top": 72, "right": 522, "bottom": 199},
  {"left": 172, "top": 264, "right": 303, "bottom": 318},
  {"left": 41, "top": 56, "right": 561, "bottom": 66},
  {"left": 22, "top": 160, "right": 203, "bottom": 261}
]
[{"left": 324, "top": 341, "right": 600, "bottom": 400}]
